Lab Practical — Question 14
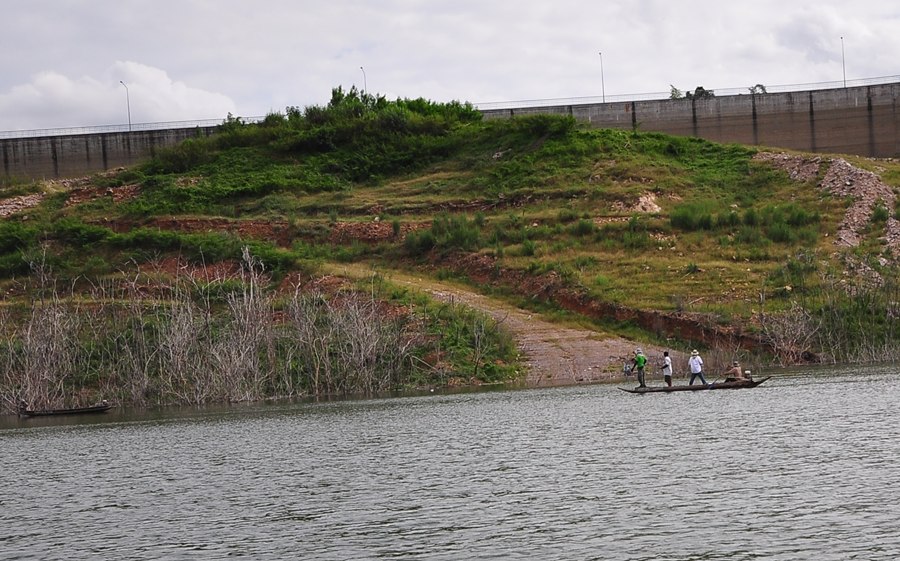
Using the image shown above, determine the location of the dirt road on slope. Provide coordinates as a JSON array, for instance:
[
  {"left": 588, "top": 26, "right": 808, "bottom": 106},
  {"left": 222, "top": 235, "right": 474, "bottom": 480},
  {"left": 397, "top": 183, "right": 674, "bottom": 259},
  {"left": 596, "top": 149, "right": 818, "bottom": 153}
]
[{"left": 325, "top": 264, "right": 678, "bottom": 387}]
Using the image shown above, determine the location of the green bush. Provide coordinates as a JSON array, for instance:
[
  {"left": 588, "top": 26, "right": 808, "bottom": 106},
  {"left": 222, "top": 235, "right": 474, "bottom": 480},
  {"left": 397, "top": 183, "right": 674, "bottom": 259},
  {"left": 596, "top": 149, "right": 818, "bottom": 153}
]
[
  {"left": 558, "top": 208, "right": 579, "bottom": 223},
  {"left": 872, "top": 204, "right": 890, "bottom": 224},
  {"left": 788, "top": 207, "right": 819, "bottom": 226},
  {"left": 743, "top": 208, "right": 759, "bottom": 226},
  {"left": 765, "top": 221, "right": 796, "bottom": 243},
  {"left": 404, "top": 229, "right": 436, "bottom": 255},
  {"left": 430, "top": 214, "right": 481, "bottom": 252},
  {"left": 735, "top": 225, "right": 764, "bottom": 244},
  {"left": 147, "top": 138, "right": 213, "bottom": 174},
  {"left": 568, "top": 219, "right": 596, "bottom": 236},
  {"left": 0, "top": 251, "right": 30, "bottom": 276},
  {"left": 670, "top": 201, "right": 716, "bottom": 231},
  {"left": 697, "top": 214, "right": 714, "bottom": 230},
  {"left": 716, "top": 211, "right": 741, "bottom": 228},
  {"left": 51, "top": 219, "right": 112, "bottom": 247},
  {"left": 520, "top": 239, "right": 537, "bottom": 256},
  {"left": 623, "top": 230, "right": 651, "bottom": 249},
  {"left": 0, "top": 222, "right": 39, "bottom": 254}
]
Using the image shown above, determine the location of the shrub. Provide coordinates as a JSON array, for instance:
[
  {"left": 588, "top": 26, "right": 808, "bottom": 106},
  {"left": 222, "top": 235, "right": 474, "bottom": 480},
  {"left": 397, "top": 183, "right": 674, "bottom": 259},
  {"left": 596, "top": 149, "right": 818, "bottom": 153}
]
[
  {"left": 670, "top": 206, "right": 696, "bottom": 230},
  {"left": 558, "top": 208, "right": 579, "bottom": 223},
  {"left": 716, "top": 211, "right": 741, "bottom": 228},
  {"left": 0, "top": 222, "right": 39, "bottom": 254},
  {"left": 623, "top": 230, "right": 651, "bottom": 249},
  {"left": 696, "top": 214, "right": 714, "bottom": 230},
  {"left": 735, "top": 225, "right": 764, "bottom": 245},
  {"left": 568, "top": 219, "right": 596, "bottom": 236},
  {"left": 520, "top": 239, "right": 537, "bottom": 256},
  {"left": 670, "top": 201, "right": 716, "bottom": 231},
  {"left": 51, "top": 219, "right": 112, "bottom": 247},
  {"left": 404, "top": 229, "right": 436, "bottom": 255},
  {"left": 147, "top": 138, "right": 213, "bottom": 174},
  {"left": 428, "top": 214, "right": 481, "bottom": 252},
  {"left": 743, "top": 208, "right": 759, "bottom": 226},
  {"left": 786, "top": 205, "right": 820, "bottom": 227},
  {"left": 765, "top": 221, "right": 796, "bottom": 244},
  {"left": 872, "top": 204, "right": 890, "bottom": 224},
  {"left": 0, "top": 251, "right": 30, "bottom": 276}
]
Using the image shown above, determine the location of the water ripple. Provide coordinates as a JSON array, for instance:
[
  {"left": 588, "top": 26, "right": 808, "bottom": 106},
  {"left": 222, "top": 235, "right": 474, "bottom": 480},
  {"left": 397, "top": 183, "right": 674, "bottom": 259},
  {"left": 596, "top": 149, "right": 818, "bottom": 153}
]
[{"left": 2, "top": 366, "right": 900, "bottom": 560}]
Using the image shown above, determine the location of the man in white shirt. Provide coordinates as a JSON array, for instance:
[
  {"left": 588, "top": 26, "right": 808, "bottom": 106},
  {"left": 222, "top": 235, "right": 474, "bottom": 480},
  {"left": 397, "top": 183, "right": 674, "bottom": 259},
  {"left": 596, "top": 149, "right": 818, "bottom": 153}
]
[
  {"left": 660, "top": 351, "right": 673, "bottom": 387},
  {"left": 688, "top": 349, "right": 708, "bottom": 386}
]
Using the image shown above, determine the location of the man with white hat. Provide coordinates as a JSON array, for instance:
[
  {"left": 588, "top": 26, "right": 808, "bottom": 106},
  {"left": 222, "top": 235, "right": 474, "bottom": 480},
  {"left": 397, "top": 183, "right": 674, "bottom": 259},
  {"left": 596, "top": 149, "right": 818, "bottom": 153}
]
[{"left": 688, "top": 349, "right": 708, "bottom": 386}]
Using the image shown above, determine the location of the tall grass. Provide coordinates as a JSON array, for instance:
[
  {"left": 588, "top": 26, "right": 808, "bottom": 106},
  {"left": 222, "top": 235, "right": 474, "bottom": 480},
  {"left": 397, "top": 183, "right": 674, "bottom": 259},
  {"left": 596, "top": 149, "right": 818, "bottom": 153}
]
[
  {"left": 0, "top": 249, "right": 518, "bottom": 413},
  {"left": 671, "top": 201, "right": 820, "bottom": 245}
]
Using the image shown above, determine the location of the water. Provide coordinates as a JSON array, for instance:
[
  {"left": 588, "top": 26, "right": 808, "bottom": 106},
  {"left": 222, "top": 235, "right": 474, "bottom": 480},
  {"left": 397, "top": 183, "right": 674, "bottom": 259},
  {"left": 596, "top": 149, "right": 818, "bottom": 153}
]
[{"left": 2, "top": 365, "right": 899, "bottom": 560}]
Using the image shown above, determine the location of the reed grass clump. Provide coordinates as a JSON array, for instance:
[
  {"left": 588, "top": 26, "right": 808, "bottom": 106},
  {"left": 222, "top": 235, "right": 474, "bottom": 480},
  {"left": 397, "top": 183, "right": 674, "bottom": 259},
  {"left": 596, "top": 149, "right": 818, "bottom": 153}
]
[{"left": 0, "top": 249, "right": 517, "bottom": 413}]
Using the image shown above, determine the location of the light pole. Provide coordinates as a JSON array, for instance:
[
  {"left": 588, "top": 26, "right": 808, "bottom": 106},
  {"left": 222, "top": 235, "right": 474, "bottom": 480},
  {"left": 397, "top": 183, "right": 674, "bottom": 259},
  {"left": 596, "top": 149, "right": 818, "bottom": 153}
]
[
  {"left": 119, "top": 80, "right": 132, "bottom": 131},
  {"left": 598, "top": 52, "right": 606, "bottom": 103},
  {"left": 840, "top": 36, "right": 846, "bottom": 88},
  {"left": 360, "top": 66, "right": 367, "bottom": 95}
]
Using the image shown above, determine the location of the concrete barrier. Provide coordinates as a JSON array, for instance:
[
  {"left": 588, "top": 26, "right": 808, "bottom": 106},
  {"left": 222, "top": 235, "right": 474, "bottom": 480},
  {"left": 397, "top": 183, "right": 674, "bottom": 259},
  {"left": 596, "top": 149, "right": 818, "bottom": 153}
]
[
  {"left": 484, "top": 83, "right": 900, "bottom": 158},
  {"left": 1, "top": 126, "right": 216, "bottom": 181},
  {"left": 2, "top": 82, "right": 898, "bottom": 182}
]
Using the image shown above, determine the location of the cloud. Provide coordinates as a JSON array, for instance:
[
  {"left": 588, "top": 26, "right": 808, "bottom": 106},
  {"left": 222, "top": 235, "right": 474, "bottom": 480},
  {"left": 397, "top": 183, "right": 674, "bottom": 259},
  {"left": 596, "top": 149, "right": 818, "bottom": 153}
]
[
  {"left": 1, "top": 1, "right": 898, "bottom": 130},
  {"left": 774, "top": 9, "right": 845, "bottom": 66},
  {"left": 0, "top": 61, "right": 237, "bottom": 131}
]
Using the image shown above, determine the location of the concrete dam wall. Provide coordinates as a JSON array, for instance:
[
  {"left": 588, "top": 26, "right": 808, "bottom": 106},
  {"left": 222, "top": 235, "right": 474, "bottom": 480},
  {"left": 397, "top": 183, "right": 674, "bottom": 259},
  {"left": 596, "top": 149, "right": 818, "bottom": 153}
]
[
  {"left": 2, "top": 82, "right": 898, "bottom": 182},
  {"left": 483, "top": 83, "right": 900, "bottom": 159},
  {"left": 1, "top": 126, "right": 216, "bottom": 181}
]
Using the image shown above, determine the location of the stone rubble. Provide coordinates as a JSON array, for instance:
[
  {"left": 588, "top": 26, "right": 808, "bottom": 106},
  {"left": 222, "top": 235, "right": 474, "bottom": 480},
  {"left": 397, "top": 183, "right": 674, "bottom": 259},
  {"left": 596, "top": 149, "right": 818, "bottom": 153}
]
[
  {"left": 754, "top": 152, "right": 900, "bottom": 258},
  {"left": 0, "top": 194, "right": 44, "bottom": 218}
]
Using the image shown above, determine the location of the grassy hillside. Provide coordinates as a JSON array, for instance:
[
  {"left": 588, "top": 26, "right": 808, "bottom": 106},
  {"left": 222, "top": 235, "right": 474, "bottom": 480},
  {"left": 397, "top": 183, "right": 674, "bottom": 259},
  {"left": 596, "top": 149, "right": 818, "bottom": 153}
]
[{"left": 3, "top": 86, "right": 900, "bottom": 409}]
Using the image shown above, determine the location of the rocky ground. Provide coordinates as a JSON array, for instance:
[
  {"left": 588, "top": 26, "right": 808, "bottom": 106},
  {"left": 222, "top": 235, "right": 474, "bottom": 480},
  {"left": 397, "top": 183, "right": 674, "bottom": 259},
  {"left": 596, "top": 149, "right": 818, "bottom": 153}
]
[
  {"left": 0, "top": 194, "right": 43, "bottom": 218},
  {"left": 753, "top": 151, "right": 900, "bottom": 256}
]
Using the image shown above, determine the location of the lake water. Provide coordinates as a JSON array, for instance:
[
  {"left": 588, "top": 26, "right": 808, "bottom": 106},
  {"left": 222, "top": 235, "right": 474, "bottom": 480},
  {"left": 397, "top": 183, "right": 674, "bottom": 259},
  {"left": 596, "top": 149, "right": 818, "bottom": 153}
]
[{"left": 2, "top": 364, "right": 899, "bottom": 560}]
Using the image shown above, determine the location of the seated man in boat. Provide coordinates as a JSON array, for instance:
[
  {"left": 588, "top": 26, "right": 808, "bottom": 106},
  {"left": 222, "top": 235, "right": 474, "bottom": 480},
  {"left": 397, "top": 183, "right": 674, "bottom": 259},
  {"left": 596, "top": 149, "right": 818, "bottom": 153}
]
[{"left": 723, "top": 361, "right": 749, "bottom": 382}]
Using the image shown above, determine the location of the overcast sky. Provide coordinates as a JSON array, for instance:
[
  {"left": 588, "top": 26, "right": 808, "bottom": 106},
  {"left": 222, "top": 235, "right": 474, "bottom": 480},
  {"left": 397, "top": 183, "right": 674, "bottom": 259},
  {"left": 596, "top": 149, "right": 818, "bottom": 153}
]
[{"left": 1, "top": 0, "right": 897, "bottom": 131}]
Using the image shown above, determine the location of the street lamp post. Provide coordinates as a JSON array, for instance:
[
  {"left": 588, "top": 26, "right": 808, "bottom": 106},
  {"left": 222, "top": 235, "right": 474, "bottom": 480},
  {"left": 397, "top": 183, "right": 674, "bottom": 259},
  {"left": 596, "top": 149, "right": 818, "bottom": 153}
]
[
  {"left": 360, "top": 66, "right": 367, "bottom": 94},
  {"left": 598, "top": 52, "right": 606, "bottom": 103},
  {"left": 840, "top": 36, "right": 846, "bottom": 88},
  {"left": 119, "top": 80, "right": 132, "bottom": 131}
]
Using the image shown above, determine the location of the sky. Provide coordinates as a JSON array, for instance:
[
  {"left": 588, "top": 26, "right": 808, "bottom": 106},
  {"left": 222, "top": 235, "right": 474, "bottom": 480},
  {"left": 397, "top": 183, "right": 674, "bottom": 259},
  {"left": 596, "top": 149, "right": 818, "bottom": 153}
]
[{"left": 1, "top": 0, "right": 898, "bottom": 132}]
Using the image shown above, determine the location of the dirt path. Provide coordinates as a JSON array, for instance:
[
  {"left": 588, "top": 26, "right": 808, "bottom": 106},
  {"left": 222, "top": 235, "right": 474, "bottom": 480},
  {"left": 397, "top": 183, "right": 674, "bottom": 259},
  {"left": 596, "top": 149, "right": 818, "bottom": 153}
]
[{"left": 324, "top": 264, "right": 678, "bottom": 387}]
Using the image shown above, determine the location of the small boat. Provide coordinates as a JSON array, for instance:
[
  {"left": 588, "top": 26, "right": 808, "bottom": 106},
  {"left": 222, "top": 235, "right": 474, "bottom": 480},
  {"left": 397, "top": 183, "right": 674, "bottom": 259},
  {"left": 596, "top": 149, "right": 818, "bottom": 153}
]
[
  {"left": 18, "top": 400, "right": 113, "bottom": 417},
  {"left": 619, "top": 377, "right": 771, "bottom": 394}
]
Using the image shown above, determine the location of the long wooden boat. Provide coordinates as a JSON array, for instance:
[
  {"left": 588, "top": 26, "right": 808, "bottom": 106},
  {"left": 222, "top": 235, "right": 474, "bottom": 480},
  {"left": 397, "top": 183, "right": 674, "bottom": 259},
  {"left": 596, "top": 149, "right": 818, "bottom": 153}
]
[
  {"left": 619, "top": 377, "right": 771, "bottom": 394},
  {"left": 18, "top": 401, "right": 113, "bottom": 417}
]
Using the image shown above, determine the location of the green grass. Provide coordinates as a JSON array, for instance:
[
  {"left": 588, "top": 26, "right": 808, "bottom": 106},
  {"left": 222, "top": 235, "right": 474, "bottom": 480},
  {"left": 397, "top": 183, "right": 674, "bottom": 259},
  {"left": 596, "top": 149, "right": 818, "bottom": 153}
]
[{"left": 3, "top": 88, "right": 900, "bottom": 364}]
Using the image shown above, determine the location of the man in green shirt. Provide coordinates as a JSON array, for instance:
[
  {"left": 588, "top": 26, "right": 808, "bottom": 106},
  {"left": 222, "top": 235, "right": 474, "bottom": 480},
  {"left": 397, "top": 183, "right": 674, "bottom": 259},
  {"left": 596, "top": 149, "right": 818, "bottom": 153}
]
[{"left": 632, "top": 349, "right": 647, "bottom": 388}]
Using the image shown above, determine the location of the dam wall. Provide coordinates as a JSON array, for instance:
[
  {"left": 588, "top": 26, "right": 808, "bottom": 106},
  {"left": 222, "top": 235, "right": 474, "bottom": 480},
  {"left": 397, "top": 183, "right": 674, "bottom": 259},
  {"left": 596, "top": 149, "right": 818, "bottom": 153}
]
[
  {"left": 482, "top": 83, "right": 900, "bottom": 158},
  {"left": 1, "top": 126, "right": 216, "bottom": 180},
  {"left": 2, "top": 82, "right": 898, "bottom": 182}
]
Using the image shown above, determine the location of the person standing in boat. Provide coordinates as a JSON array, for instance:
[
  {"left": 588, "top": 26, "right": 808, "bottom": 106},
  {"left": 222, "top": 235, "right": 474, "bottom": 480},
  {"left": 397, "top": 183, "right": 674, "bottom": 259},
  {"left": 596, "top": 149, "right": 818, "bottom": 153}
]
[
  {"left": 632, "top": 348, "right": 647, "bottom": 388},
  {"left": 660, "top": 350, "right": 673, "bottom": 387},
  {"left": 688, "top": 349, "right": 708, "bottom": 385},
  {"left": 723, "top": 360, "right": 748, "bottom": 382}
]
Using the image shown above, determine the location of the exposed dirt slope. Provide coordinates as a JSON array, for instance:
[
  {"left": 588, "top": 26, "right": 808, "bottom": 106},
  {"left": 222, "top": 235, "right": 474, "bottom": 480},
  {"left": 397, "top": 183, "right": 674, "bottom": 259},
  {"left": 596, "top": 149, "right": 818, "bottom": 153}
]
[{"left": 325, "top": 264, "right": 682, "bottom": 387}]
